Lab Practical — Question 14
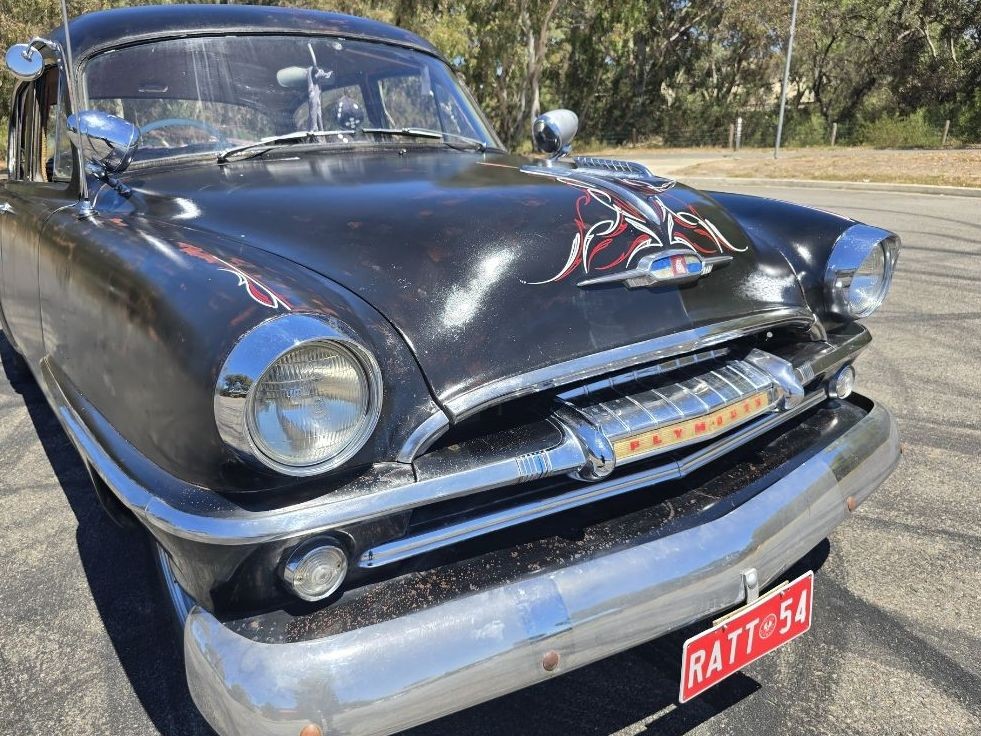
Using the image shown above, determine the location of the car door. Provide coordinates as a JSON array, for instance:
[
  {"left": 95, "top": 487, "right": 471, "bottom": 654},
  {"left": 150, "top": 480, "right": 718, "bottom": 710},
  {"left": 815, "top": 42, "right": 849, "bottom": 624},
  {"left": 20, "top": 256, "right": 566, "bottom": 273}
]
[{"left": 0, "top": 64, "right": 76, "bottom": 364}]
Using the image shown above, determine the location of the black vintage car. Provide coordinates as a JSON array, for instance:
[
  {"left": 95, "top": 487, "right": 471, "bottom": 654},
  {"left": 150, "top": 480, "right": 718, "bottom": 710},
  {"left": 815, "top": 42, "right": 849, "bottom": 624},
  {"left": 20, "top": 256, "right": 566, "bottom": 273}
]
[{"left": 1, "top": 5, "right": 901, "bottom": 735}]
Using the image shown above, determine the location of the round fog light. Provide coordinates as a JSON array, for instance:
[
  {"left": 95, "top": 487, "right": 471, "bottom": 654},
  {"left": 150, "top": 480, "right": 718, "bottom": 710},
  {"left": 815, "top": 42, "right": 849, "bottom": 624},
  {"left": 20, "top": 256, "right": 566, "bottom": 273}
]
[
  {"left": 828, "top": 365, "right": 856, "bottom": 399},
  {"left": 283, "top": 543, "right": 348, "bottom": 601}
]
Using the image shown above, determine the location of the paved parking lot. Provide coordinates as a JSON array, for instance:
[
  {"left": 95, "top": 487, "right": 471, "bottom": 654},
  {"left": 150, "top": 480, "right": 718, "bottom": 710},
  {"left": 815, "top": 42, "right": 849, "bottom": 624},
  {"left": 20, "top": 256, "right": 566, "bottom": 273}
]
[{"left": 1, "top": 184, "right": 979, "bottom": 736}]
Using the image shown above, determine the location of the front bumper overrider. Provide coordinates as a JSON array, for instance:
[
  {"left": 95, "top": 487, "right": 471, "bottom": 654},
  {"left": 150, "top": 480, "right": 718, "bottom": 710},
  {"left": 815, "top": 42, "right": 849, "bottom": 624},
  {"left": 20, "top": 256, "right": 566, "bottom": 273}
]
[{"left": 181, "top": 397, "right": 899, "bottom": 736}]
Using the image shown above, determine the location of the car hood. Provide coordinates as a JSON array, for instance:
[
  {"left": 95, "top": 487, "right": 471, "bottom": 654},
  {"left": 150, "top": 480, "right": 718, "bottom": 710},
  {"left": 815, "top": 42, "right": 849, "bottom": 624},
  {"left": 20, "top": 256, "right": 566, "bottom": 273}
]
[{"left": 125, "top": 150, "right": 810, "bottom": 413}]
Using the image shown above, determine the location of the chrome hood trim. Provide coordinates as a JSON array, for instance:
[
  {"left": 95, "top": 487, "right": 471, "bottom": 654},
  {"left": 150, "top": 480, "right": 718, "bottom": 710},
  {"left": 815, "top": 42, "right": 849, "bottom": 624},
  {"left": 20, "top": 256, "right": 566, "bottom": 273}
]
[{"left": 444, "top": 307, "right": 815, "bottom": 421}]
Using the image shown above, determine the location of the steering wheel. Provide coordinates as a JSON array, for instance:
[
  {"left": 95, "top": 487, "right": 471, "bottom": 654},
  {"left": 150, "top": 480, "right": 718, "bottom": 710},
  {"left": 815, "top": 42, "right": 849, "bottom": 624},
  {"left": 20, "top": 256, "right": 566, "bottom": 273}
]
[{"left": 139, "top": 118, "right": 230, "bottom": 148}]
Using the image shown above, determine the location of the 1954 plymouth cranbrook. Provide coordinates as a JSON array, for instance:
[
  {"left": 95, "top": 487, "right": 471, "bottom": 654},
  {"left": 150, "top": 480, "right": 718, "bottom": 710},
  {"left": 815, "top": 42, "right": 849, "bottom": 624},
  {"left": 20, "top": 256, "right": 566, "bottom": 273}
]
[{"left": 1, "top": 5, "right": 901, "bottom": 735}]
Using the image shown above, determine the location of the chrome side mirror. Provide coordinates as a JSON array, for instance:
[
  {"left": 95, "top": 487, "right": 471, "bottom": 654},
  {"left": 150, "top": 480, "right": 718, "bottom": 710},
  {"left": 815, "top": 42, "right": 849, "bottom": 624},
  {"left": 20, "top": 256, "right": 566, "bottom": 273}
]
[
  {"left": 4, "top": 44, "right": 44, "bottom": 82},
  {"left": 532, "top": 109, "right": 579, "bottom": 159},
  {"left": 67, "top": 110, "right": 140, "bottom": 178}
]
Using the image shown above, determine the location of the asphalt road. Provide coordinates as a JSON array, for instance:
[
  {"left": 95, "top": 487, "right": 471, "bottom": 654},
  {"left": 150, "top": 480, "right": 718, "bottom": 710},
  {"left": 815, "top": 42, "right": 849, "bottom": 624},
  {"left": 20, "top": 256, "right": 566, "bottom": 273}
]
[{"left": 1, "top": 184, "right": 979, "bottom": 736}]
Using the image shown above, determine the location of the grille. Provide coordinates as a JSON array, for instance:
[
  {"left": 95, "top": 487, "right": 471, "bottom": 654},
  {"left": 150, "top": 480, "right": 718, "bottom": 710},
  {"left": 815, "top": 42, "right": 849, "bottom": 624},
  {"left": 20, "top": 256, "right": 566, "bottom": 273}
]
[{"left": 559, "top": 358, "right": 778, "bottom": 467}]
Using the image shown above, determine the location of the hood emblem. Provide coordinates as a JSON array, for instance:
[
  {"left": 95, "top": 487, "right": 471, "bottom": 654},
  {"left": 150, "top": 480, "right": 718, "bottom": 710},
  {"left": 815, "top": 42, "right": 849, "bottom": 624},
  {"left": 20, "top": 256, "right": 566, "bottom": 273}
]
[{"left": 577, "top": 249, "right": 732, "bottom": 289}]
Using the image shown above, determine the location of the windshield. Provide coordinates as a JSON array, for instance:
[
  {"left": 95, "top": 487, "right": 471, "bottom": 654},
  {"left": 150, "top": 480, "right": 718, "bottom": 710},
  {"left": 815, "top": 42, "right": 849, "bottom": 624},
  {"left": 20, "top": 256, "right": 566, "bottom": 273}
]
[{"left": 82, "top": 34, "right": 502, "bottom": 164}]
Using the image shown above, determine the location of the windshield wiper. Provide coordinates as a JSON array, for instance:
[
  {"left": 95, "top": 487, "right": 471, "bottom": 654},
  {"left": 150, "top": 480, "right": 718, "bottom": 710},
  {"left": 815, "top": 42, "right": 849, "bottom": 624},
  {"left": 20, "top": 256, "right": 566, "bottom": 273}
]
[
  {"left": 361, "top": 127, "right": 487, "bottom": 152},
  {"left": 217, "top": 130, "right": 354, "bottom": 163}
]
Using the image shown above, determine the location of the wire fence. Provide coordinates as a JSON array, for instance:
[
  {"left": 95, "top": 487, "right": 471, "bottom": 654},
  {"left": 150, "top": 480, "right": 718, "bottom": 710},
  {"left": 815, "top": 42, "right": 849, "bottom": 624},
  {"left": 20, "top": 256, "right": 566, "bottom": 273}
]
[{"left": 582, "top": 112, "right": 979, "bottom": 151}]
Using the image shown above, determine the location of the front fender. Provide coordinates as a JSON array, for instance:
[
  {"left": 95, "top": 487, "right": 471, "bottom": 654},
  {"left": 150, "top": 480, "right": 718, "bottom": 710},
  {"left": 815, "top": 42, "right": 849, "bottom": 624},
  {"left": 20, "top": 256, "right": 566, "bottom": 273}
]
[
  {"left": 706, "top": 190, "right": 856, "bottom": 323},
  {"left": 37, "top": 201, "right": 437, "bottom": 492}
]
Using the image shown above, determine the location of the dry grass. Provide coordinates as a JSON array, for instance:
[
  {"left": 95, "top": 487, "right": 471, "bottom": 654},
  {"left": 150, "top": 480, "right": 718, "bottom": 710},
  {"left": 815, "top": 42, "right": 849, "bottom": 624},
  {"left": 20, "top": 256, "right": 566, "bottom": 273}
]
[{"left": 668, "top": 147, "right": 981, "bottom": 189}]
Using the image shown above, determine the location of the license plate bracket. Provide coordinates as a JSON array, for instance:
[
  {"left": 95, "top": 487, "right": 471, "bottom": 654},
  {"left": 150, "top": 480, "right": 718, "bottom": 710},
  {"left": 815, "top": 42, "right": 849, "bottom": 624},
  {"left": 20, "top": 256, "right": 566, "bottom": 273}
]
[{"left": 679, "top": 570, "right": 814, "bottom": 703}]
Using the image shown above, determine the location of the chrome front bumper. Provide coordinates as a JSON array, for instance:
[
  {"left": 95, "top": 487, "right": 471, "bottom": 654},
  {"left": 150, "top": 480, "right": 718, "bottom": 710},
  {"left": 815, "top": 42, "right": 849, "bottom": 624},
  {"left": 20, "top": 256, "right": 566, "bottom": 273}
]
[{"left": 183, "top": 399, "right": 899, "bottom": 736}]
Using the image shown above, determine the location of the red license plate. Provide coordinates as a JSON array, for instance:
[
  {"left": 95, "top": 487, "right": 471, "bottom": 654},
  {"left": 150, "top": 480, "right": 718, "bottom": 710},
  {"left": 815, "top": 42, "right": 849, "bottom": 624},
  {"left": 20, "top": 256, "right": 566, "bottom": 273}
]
[{"left": 679, "top": 570, "right": 814, "bottom": 703}]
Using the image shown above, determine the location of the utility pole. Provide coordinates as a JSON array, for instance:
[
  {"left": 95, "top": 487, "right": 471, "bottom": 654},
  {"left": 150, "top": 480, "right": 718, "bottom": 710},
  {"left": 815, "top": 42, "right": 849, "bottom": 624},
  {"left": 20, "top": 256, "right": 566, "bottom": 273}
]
[{"left": 774, "top": 0, "right": 799, "bottom": 159}]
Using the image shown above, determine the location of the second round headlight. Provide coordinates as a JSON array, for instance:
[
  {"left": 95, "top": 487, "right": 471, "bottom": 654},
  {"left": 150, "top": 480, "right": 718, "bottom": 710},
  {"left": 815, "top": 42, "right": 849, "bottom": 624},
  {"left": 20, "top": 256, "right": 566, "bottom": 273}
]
[
  {"left": 845, "top": 241, "right": 888, "bottom": 317},
  {"left": 825, "top": 224, "right": 900, "bottom": 320},
  {"left": 247, "top": 340, "right": 379, "bottom": 473}
]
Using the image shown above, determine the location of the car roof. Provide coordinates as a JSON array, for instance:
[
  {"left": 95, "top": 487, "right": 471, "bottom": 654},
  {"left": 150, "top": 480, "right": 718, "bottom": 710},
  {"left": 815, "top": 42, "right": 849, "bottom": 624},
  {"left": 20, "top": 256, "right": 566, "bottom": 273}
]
[{"left": 49, "top": 4, "right": 443, "bottom": 64}]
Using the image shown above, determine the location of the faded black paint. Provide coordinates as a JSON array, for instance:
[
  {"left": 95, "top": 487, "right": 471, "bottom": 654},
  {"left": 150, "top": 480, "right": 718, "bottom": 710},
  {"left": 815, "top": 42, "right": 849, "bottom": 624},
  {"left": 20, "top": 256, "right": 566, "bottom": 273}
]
[
  {"left": 114, "top": 150, "right": 826, "bottom": 410},
  {"left": 2, "top": 144, "right": 859, "bottom": 491}
]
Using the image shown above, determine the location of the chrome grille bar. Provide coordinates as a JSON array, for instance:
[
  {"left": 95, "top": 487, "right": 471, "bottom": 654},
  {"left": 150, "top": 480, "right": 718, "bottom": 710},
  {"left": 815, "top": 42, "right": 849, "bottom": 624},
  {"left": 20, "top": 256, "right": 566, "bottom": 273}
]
[
  {"left": 560, "top": 359, "right": 783, "bottom": 473},
  {"left": 359, "top": 389, "right": 828, "bottom": 569},
  {"left": 441, "top": 308, "right": 815, "bottom": 420}
]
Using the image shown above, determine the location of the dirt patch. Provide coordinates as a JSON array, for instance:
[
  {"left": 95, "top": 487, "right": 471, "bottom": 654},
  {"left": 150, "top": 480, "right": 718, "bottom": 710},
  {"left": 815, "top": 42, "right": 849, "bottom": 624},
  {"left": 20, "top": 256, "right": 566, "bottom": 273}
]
[{"left": 667, "top": 147, "right": 981, "bottom": 189}]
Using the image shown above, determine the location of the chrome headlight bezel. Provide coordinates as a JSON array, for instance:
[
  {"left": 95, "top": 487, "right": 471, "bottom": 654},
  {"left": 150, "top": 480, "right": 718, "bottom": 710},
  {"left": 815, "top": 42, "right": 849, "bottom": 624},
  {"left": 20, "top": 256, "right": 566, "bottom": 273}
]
[
  {"left": 215, "top": 314, "right": 383, "bottom": 477},
  {"left": 824, "top": 224, "right": 900, "bottom": 320}
]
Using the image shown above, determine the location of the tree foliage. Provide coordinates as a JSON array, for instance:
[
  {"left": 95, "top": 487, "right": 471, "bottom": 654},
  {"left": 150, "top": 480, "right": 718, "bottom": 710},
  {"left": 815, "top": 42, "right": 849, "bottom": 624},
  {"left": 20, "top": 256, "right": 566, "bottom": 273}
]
[{"left": 1, "top": 0, "right": 979, "bottom": 147}]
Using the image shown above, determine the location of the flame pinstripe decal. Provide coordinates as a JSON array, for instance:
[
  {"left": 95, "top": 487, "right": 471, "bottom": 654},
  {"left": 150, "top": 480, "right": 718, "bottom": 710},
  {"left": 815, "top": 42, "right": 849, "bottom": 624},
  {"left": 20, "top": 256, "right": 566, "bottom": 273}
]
[
  {"left": 521, "top": 171, "right": 746, "bottom": 285},
  {"left": 177, "top": 242, "right": 292, "bottom": 310}
]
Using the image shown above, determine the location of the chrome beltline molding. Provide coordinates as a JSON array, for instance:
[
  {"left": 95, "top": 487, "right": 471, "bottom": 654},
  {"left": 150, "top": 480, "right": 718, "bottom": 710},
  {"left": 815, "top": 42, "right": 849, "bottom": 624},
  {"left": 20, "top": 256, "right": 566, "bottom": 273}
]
[
  {"left": 441, "top": 307, "right": 816, "bottom": 421},
  {"left": 39, "top": 318, "right": 865, "bottom": 549},
  {"left": 183, "top": 399, "right": 900, "bottom": 736}
]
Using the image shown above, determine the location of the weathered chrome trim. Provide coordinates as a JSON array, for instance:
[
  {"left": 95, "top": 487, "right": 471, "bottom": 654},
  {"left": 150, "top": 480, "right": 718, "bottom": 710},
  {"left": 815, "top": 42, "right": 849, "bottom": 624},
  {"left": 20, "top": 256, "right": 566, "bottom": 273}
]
[
  {"left": 555, "top": 347, "right": 729, "bottom": 401},
  {"left": 214, "top": 313, "right": 383, "bottom": 477},
  {"left": 41, "top": 315, "right": 868, "bottom": 550},
  {"left": 361, "top": 389, "right": 827, "bottom": 569},
  {"left": 442, "top": 308, "right": 816, "bottom": 420},
  {"left": 556, "top": 357, "right": 781, "bottom": 469},
  {"left": 155, "top": 545, "right": 194, "bottom": 627},
  {"left": 796, "top": 322, "right": 870, "bottom": 382},
  {"left": 824, "top": 224, "right": 900, "bottom": 319},
  {"left": 395, "top": 408, "right": 450, "bottom": 463},
  {"left": 552, "top": 406, "right": 615, "bottom": 481},
  {"left": 576, "top": 249, "right": 732, "bottom": 289},
  {"left": 745, "top": 348, "right": 804, "bottom": 409},
  {"left": 45, "top": 358, "right": 584, "bottom": 545},
  {"left": 183, "top": 399, "right": 899, "bottom": 736},
  {"left": 573, "top": 156, "right": 658, "bottom": 179}
]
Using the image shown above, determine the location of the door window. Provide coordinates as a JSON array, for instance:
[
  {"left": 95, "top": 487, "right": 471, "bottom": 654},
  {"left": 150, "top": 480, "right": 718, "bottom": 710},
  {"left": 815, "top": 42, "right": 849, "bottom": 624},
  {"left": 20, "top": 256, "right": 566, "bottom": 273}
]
[
  {"left": 39, "top": 69, "right": 73, "bottom": 182},
  {"left": 9, "top": 85, "right": 36, "bottom": 181},
  {"left": 9, "top": 67, "right": 73, "bottom": 183}
]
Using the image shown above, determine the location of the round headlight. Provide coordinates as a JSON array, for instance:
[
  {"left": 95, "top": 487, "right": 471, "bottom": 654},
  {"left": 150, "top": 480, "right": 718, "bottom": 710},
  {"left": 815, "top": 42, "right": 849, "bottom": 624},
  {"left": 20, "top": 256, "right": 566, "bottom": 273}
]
[
  {"left": 215, "top": 315, "right": 382, "bottom": 476},
  {"left": 825, "top": 224, "right": 899, "bottom": 320},
  {"left": 248, "top": 341, "right": 374, "bottom": 469},
  {"left": 847, "top": 242, "right": 887, "bottom": 315}
]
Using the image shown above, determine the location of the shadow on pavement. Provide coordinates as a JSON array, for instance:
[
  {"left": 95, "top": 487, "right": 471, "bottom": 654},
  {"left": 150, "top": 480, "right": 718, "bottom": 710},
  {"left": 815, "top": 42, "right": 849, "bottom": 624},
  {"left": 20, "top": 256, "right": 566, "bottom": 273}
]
[
  {"left": 0, "top": 328, "right": 832, "bottom": 736},
  {"left": 0, "top": 330, "right": 214, "bottom": 736}
]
